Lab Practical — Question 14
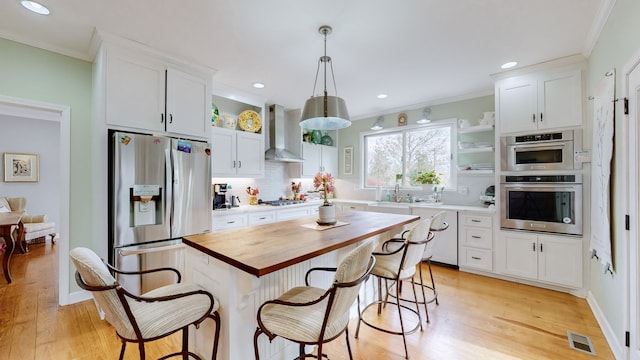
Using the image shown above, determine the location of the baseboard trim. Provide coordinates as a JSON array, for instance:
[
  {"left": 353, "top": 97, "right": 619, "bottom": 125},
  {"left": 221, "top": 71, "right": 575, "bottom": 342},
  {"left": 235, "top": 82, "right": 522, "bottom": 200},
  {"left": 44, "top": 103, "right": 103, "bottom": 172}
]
[{"left": 587, "top": 290, "right": 624, "bottom": 359}]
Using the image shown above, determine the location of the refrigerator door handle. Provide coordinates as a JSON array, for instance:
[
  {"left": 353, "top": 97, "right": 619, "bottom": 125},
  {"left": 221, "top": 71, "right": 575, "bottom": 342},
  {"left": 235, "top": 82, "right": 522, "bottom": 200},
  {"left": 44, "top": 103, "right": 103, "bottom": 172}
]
[{"left": 118, "top": 243, "right": 185, "bottom": 257}]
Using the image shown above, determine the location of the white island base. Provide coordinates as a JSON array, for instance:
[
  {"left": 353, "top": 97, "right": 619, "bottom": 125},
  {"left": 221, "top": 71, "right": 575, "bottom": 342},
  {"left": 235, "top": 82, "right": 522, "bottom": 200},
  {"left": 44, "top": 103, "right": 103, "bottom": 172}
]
[{"left": 185, "top": 243, "right": 362, "bottom": 360}]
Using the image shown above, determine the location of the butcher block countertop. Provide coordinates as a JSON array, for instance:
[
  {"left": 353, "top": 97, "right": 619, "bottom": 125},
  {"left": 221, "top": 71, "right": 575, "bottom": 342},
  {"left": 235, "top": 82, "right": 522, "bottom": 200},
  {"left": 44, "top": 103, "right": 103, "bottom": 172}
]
[{"left": 183, "top": 210, "right": 419, "bottom": 277}]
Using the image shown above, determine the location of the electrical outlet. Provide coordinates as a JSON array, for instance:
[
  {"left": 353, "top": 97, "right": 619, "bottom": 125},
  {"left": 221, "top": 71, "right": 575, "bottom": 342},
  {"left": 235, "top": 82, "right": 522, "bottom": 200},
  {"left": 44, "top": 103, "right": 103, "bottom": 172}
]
[{"left": 458, "top": 186, "right": 469, "bottom": 195}]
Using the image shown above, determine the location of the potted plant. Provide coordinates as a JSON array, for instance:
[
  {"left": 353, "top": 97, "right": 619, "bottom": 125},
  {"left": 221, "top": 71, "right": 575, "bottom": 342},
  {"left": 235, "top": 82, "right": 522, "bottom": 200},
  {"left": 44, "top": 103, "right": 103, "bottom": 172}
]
[
  {"left": 313, "top": 172, "right": 336, "bottom": 224},
  {"left": 414, "top": 169, "right": 441, "bottom": 185}
]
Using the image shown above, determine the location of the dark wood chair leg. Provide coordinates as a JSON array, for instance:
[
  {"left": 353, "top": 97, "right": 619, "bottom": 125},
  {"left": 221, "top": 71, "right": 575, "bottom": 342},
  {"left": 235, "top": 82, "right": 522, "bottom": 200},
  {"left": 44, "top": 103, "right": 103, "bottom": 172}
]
[
  {"left": 254, "top": 327, "right": 263, "bottom": 360},
  {"left": 118, "top": 341, "right": 126, "bottom": 360},
  {"left": 211, "top": 311, "right": 220, "bottom": 360}
]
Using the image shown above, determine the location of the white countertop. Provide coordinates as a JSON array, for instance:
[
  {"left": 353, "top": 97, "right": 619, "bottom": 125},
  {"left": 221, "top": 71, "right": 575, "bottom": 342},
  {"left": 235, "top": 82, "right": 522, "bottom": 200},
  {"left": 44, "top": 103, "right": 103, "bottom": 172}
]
[
  {"left": 332, "top": 199, "right": 495, "bottom": 213},
  {"left": 212, "top": 198, "right": 494, "bottom": 216}
]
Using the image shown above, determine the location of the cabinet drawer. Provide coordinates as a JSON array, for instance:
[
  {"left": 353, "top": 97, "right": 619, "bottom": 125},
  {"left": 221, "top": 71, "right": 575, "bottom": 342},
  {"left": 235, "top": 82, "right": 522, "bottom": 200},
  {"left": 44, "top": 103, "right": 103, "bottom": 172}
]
[
  {"left": 461, "top": 214, "right": 492, "bottom": 228},
  {"left": 462, "top": 227, "right": 492, "bottom": 249},
  {"left": 248, "top": 212, "right": 276, "bottom": 226},
  {"left": 463, "top": 248, "right": 492, "bottom": 271},
  {"left": 211, "top": 214, "right": 246, "bottom": 231},
  {"left": 277, "top": 207, "right": 310, "bottom": 221}
]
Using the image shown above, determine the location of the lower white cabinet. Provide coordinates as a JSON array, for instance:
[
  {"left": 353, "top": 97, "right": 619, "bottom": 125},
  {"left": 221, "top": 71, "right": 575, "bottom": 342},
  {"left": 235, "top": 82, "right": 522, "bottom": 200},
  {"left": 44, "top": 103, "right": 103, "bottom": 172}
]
[
  {"left": 458, "top": 212, "right": 494, "bottom": 271},
  {"left": 496, "top": 231, "right": 582, "bottom": 288},
  {"left": 336, "top": 202, "right": 368, "bottom": 212},
  {"left": 211, "top": 212, "right": 247, "bottom": 231},
  {"left": 247, "top": 211, "right": 276, "bottom": 226},
  {"left": 277, "top": 206, "right": 311, "bottom": 222}
]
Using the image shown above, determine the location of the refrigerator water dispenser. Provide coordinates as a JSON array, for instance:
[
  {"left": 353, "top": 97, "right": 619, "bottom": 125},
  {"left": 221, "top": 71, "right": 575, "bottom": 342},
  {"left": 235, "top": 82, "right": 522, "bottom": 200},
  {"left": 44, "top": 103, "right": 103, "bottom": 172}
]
[{"left": 131, "top": 185, "right": 163, "bottom": 226}]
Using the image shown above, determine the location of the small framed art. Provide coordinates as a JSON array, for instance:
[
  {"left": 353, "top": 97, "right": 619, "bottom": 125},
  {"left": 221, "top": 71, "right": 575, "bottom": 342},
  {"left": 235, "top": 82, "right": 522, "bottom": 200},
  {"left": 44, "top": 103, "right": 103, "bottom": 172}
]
[
  {"left": 343, "top": 147, "right": 353, "bottom": 176},
  {"left": 3, "top": 152, "right": 39, "bottom": 182}
]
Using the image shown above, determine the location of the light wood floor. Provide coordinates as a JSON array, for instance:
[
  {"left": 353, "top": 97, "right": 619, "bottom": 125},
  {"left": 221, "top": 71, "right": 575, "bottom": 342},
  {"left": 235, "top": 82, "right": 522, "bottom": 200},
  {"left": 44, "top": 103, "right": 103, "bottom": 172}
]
[{"left": 0, "top": 242, "right": 615, "bottom": 360}]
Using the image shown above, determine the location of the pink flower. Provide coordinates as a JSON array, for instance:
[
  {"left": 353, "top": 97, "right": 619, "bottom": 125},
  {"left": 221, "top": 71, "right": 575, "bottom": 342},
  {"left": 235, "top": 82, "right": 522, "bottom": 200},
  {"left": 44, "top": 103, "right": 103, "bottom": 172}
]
[{"left": 313, "top": 172, "right": 335, "bottom": 205}]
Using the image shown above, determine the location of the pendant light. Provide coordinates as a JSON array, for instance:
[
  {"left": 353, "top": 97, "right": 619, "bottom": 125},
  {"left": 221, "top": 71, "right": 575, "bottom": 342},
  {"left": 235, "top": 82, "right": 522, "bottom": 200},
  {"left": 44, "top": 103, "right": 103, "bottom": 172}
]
[
  {"left": 371, "top": 116, "right": 384, "bottom": 130},
  {"left": 300, "top": 25, "right": 351, "bottom": 130}
]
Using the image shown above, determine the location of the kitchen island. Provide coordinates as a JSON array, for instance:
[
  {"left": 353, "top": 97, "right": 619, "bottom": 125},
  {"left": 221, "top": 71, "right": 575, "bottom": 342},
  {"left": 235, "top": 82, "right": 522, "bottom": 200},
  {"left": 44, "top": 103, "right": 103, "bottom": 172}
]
[{"left": 182, "top": 210, "right": 419, "bottom": 360}]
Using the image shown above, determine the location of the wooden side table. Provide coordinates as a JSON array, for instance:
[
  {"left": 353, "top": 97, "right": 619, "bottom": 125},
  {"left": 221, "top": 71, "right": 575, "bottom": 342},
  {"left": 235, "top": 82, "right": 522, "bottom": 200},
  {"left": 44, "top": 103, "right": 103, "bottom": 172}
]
[{"left": 0, "top": 212, "right": 23, "bottom": 284}]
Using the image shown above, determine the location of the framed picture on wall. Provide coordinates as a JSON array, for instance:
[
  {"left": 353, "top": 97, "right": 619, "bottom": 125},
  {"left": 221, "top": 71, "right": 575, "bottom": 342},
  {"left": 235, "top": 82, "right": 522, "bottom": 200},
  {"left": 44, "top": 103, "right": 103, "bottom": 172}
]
[
  {"left": 3, "top": 152, "right": 39, "bottom": 182},
  {"left": 343, "top": 147, "right": 353, "bottom": 176}
]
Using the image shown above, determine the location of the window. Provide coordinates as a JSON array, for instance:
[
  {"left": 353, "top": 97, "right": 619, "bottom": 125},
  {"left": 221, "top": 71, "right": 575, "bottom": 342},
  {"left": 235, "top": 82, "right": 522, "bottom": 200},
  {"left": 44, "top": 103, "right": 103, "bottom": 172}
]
[{"left": 362, "top": 120, "right": 456, "bottom": 189}]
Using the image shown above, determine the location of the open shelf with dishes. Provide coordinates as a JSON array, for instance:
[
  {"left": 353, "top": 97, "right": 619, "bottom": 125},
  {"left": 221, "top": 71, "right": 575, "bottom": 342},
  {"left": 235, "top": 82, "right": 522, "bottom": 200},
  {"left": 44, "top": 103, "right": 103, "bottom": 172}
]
[
  {"left": 212, "top": 95, "right": 263, "bottom": 134},
  {"left": 457, "top": 123, "right": 495, "bottom": 175}
]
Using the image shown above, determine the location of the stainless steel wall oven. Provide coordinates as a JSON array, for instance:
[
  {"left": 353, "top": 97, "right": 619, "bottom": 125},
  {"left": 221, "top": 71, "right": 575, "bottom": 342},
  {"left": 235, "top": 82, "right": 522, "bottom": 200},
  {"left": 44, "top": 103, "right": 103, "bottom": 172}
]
[{"left": 500, "top": 174, "right": 582, "bottom": 235}]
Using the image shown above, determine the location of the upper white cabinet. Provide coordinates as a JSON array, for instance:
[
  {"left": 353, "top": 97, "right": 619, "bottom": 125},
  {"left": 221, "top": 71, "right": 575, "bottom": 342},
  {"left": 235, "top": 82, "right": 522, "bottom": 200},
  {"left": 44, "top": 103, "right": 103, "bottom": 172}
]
[
  {"left": 496, "top": 64, "right": 583, "bottom": 134},
  {"left": 96, "top": 43, "right": 211, "bottom": 138},
  {"left": 212, "top": 127, "right": 264, "bottom": 177},
  {"left": 290, "top": 143, "right": 338, "bottom": 177}
]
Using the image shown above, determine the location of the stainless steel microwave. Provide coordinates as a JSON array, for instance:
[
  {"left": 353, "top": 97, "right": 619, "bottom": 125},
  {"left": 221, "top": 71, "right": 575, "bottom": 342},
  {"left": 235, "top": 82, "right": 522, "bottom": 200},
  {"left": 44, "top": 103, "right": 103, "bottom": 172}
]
[{"left": 500, "top": 130, "right": 582, "bottom": 171}]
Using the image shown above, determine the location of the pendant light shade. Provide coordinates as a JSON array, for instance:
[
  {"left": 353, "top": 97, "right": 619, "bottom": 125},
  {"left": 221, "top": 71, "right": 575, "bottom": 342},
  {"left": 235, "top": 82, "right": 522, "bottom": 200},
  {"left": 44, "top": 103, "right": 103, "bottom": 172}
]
[
  {"left": 300, "top": 25, "right": 351, "bottom": 130},
  {"left": 301, "top": 95, "right": 350, "bottom": 130}
]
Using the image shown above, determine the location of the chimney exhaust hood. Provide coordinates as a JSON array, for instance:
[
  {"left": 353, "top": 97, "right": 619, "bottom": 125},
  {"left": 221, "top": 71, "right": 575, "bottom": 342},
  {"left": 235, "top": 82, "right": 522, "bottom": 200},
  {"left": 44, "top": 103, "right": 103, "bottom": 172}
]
[{"left": 265, "top": 104, "right": 304, "bottom": 162}]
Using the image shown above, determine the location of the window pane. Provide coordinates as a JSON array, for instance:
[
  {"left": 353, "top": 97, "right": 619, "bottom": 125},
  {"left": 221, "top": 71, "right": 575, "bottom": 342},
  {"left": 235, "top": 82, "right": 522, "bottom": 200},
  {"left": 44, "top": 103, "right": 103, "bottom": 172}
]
[
  {"left": 406, "top": 127, "right": 451, "bottom": 187},
  {"left": 365, "top": 133, "right": 403, "bottom": 187},
  {"left": 363, "top": 123, "right": 454, "bottom": 189}
]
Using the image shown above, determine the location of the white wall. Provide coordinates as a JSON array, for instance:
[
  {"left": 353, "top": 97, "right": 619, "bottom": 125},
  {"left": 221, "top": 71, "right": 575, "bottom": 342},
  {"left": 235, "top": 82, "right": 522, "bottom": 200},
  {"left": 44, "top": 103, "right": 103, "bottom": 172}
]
[{"left": 0, "top": 114, "right": 60, "bottom": 225}]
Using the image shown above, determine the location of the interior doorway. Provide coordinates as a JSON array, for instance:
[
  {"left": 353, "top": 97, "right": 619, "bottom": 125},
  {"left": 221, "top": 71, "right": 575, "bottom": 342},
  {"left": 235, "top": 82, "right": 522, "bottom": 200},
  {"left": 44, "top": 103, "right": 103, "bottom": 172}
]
[
  {"left": 625, "top": 49, "right": 640, "bottom": 360},
  {"left": 0, "top": 95, "right": 70, "bottom": 305}
]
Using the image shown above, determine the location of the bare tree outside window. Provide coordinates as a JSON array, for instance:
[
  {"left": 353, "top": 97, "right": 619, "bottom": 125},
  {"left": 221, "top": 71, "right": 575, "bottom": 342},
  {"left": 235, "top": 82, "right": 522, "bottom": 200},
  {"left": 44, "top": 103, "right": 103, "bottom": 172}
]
[{"left": 364, "top": 123, "right": 454, "bottom": 188}]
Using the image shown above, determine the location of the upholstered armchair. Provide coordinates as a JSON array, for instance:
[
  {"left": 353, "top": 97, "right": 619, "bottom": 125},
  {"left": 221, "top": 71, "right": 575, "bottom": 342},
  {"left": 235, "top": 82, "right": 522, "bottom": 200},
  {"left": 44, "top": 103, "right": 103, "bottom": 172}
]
[{"left": 0, "top": 197, "right": 56, "bottom": 253}]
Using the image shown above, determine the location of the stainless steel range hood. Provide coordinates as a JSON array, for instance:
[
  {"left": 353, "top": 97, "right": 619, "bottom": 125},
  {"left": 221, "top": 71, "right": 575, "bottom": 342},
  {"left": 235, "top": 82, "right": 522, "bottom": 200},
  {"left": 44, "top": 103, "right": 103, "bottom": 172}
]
[{"left": 265, "top": 104, "right": 304, "bottom": 162}]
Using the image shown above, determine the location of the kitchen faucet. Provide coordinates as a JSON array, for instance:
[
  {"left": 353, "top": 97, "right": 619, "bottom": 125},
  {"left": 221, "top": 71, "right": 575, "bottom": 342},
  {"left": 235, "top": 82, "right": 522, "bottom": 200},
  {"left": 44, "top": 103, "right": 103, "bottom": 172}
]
[{"left": 394, "top": 184, "right": 400, "bottom": 202}]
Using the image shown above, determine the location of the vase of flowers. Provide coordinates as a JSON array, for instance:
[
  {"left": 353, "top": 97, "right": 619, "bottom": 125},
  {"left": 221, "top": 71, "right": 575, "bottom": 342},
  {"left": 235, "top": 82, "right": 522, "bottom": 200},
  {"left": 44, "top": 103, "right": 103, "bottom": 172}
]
[
  {"left": 246, "top": 187, "right": 259, "bottom": 205},
  {"left": 313, "top": 172, "right": 336, "bottom": 225},
  {"left": 291, "top": 181, "right": 302, "bottom": 200}
]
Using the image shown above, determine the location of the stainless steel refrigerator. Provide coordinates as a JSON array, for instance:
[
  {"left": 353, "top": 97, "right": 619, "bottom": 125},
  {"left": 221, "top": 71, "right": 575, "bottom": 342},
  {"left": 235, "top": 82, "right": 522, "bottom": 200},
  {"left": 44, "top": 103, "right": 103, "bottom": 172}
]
[{"left": 108, "top": 131, "right": 211, "bottom": 294}]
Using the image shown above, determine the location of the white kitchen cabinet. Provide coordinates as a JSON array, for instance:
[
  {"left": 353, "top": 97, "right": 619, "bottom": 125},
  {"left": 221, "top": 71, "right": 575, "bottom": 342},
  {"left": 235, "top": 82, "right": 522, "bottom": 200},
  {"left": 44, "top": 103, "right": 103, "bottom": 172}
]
[
  {"left": 411, "top": 208, "right": 458, "bottom": 267},
  {"left": 247, "top": 211, "right": 276, "bottom": 226},
  {"left": 496, "top": 68, "right": 582, "bottom": 134},
  {"left": 337, "top": 202, "right": 368, "bottom": 212},
  {"left": 211, "top": 127, "right": 264, "bottom": 177},
  {"left": 277, "top": 206, "right": 311, "bottom": 222},
  {"left": 496, "top": 231, "right": 582, "bottom": 288},
  {"left": 211, "top": 212, "right": 247, "bottom": 231},
  {"left": 291, "top": 143, "right": 338, "bottom": 177},
  {"left": 97, "top": 44, "right": 211, "bottom": 138},
  {"left": 458, "top": 212, "right": 493, "bottom": 271}
]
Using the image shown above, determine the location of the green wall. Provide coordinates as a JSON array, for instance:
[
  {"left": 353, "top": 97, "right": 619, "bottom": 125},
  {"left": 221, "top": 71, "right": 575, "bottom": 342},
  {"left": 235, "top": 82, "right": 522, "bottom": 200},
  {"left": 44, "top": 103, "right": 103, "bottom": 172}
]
[
  {"left": 0, "top": 38, "right": 93, "bottom": 292},
  {"left": 337, "top": 95, "right": 495, "bottom": 180},
  {"left": 587, "top": 0, "right": 640, "bottom": 350}
]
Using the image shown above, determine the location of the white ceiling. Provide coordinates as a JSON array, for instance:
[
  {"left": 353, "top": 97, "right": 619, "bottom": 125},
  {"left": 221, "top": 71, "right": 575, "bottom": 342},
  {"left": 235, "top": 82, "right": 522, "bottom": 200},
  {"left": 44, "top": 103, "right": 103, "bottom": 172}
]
[{"left": 0, "top": 0, "right": 606, "bottom": 120}]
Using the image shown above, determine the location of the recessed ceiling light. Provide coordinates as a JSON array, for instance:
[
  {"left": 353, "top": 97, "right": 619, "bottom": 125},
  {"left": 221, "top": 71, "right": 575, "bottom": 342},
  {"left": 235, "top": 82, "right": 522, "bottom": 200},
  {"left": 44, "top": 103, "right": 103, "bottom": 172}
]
[
  {"left": 377, "top": 94, "right": 388, "bottom": 99},
  {"left": 252, "top": 82, "right": 265, "bottom": 89},
  {"left": 20, "top": 1, "right": 50, "bottom": 15},
  {"left": 501, "top": 61, "right": 518, "bottom": 69}
]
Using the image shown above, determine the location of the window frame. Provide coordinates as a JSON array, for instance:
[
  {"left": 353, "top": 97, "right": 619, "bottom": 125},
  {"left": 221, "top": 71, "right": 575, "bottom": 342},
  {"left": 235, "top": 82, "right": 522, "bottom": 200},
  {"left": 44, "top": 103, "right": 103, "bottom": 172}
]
[{"left": 359, "top": 118, "right": 458, "bottom": 190}]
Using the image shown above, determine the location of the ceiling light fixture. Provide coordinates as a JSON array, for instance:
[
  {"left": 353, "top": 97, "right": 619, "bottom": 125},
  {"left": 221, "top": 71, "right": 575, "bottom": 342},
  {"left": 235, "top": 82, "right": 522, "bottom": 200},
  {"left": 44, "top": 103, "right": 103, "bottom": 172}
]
[
  {"left": 371, "top": 116, "right": 384, "bottom": 130},
  {"left": 416, "top": 107, "right": 432, "bottom": 124},
  {"left": 300, "top": 25, "right": 350, "bottom": 130},
  {"left": 20, "top": 0, "right": 50, "bottom": 15},
  {"left": 501, "top": 61, "right": 518, "bottom": 69},
  {"left": 377, "top": 94, "right": 388, "bottom": 99},
  {"left": 252, "top": 82, "right": 265, "bottom": 89}
]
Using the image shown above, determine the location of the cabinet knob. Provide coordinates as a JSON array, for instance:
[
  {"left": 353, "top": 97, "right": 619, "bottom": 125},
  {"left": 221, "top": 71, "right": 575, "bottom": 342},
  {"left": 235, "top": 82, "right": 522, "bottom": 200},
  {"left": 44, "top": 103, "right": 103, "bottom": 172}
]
[
  {"left": 169, "top": 114, "right": 173, "bottom": 124},
  {"left": 532, "top": 242, "right": 536, "bottom": 252},
  {"left": 471, "top": 219, "right": 481, "bottom": 223},
  {"left": 161, "top": 113, "right": 164, "bottom": 123},
  {"left": 532, "top": 113, "right": 536, "bottom": 123},
  {"left": 238, "top": 161, "right": 242, "bottom": 168},
  {"left": 471, "top": 256, "right": 482, "bottom": 260},
  {"left": 233, "top": 161, "right": 236, "bottom": 168},
  {"left": 471, "top": 235, "right": 482, "bottom": 239},
  {"left": 540, "top": 112, "right": 543, "bottom": 122}
]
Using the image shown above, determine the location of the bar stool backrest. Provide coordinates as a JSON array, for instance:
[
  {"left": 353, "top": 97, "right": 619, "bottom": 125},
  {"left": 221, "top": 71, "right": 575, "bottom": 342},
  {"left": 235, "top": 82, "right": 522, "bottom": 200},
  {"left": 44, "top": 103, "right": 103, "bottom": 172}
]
[{"left": 401, "top": 218, "right": 433, "bottom": 273}]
